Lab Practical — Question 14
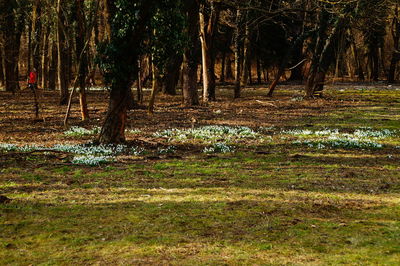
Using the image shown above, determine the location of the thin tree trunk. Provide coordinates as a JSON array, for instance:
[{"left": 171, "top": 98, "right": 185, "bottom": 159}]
[
  {"left": 256, "top": 56, "right": 262, "bottom": 84},
  {"left": 220, "top": 50, "right": 226, "bottom": 83},
  {"left": 41, "top": 26, "right": 50, "bottom": 89},
  {"left": 234, "top": 9, "right": 243, "bottom": 99},
  {"left": 32, "top": 0, "right": 42, "bottom": 80},
  {"left": 199, "top": 1, "right": 219, "bottom": 102},
  {"left": 57, "top": 0, "right": 68, "bottom": 104},
  {"left": 48, "top": 41, "right": 57, "bottom": 90},
  {"left": 241, "top": 20, "right": 251, "bottom": 86},
  {"left": 388, "top": 5, "right": 399, "bottom": 83},
  {"left": 76, "top": 0, "right": 89, "bottom": 121}
]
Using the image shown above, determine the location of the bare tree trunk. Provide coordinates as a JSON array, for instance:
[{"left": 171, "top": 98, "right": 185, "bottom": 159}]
[
  {"left": 388, "top": 5, "right": 399, "bottom": 84},
  {"left": 41, "top": 26, "right": 50, "bottom": 89},
  {"left": 199, "top": 1, "right": 219, "bottom": 102},
  {"left": 76, "top": 0, "right": 89, "bottom": 121},
  {"left": 0, "top": 47, "right": 4, "bottom": 87},
  {"left": 148, "top": 60, "right": 161, "bottom": 114},
  {"left": 57, "top": 0, "right": 68, "bottom": 104},
  {"left": 225, "top": 55, "right": 233, "bottom": 80},
  {"left": 256, "top": 56, "right": 262, "bottom": 84},
  {"left": 162, "top": 55, "right": 182, "bottom": 95},
  {"left": 220, "top": 50, "right": 226, "bottom": 83},
  {"left": 241, "top": 20, "right": 251, "bottom": 86},
  {"left": 234, "top": 9, "right": 243, "bottom": 99},
  {"left": 48, "top": 41, "right": 57, "bottom": 90},
  {"left": 182, "top": 0, "right": 200, "bottom": 107},
  {"left": 32, "top": 0, "right": 42, "bottom": 82}
]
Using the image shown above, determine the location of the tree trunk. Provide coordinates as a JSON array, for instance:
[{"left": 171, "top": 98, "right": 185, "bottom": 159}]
[
  {"left": 41, "top": 26, "right": 50, "bottom": 89},
  {"left": 182, "top": 0, "right": 200, "bottom": 107},
  {"left": 220, "top": 50, "right": 226, "bottom": 83},
  {"left": 388, "top": 6, "right": 399, "bottom": 84},
  {"left": 162, "top": 55, "right": 182, "bottom": 95},
  {"left": 76, "top": 0, "right": 89, "bottom": 121},
  {"left": 199, "top": 1, "right": 219, "bottom": 102},
  {"left": 0, "top": 47, "right": 4, "bottom": 87},
  {"left": 234, "top": 9, "right": 243, "bottom": 99},
  {"left": 57, "top": 0, "right": 68, "bottom": 104},
  {"left": 306, "top": 11, "right": 344, "bottom": 97},
  {"left": 225, "top": 56, "right": 233, "bottom": 80},
  {"left": 32, "top": 0, "right": 42, "bottom": 81},
  {"left": 241, "top": 20, "right": 251, "bottom": 86},
  {"left": 256, "top": 56, "right": 262, "bottom": 84},
  {"left": 99, "top": 0, "right": 154, "bottom": 144},
  {"left": 48, "top": 41, "right": 57, "bottom": 90},
  {"left": 148, "top": 61, "right": 161, "bottom": 114}
]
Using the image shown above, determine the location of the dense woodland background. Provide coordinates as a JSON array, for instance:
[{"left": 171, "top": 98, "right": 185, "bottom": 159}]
[{"left": 1, "top": 0, "right": 400, "bottom": 142}]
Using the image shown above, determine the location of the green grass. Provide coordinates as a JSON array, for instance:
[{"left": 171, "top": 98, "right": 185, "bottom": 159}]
[{"left": 1, "top": 88, "right": 400, "bottom": 264}]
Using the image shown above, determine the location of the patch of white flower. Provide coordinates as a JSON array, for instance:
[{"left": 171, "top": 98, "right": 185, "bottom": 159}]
[
  {"left": 154, "top": 125, "right": 259, "bottom": 143},
  {"left": 353, "top": 128, "right": 397, "bottom": 139},
  {"left": 131, "top": 147, "right": 145, "bottom": 156},
  {"left": 282, "top": 128, "right": 339, "bottom": 137},
  {"left": 0, "top": 142, "right": 145, "bottom": 165},
  {"left": 0, "top": 143, "right": 18, "bottom": 152},
  {"left": 71, "top": 155, "right": 111, "bottom": 166},
  {"left": 52, "top": 143, "right": 126, "bottom": 156},
  {"left": 64, "top": 126, "right": 101, "bottom": 137},
  {"left": 128, "top": 129, "right": 142, "bottom": 135},
  {"left": 158, "top": 146, "right": 176, "bottom": 155},
  {"left": 203, "top": 142, "right": 234, "bottom": 153}
]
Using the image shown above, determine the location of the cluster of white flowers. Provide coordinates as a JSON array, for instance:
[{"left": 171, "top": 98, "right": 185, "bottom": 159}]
[
  {"left": 295, "top": 138, "right": 383, "bottom": 149},
  {"left": 128, "top": 129, "right": 142, "bottom": 135},
  {"left": 154, "top": 125, "right": 259, "bottom": 143},
  {"left": 0, "top": 142, "right": 145, "bottom": 166},
  {"left": 353, "top": 128, "right": 397, "bottom": 139},
  {"left": 64, "top": 126, "right": 101, "bottom": 137},
  {"left": 203, "top": 142, "right": 234, "bottom": 153},
  {"left": 131, "top": 146, "right": 145, "bottom": 156},
  {"left": 71, "top": 155, "right": 111, "bottom": 166},
  {"left": 158, "top": 146, "right": 176, "bottom": 155},
  {"left": 52, "top": 143, "right": 126, "bottom": 156},
  {"left": 282, "top": 128, "right": 339, "bottom": 137},
  {"left": 285, "top": 127, "right": 399, "bottom": 150},
  {"left": 0, "top": 143, "right": 18, "bottom": 152}
]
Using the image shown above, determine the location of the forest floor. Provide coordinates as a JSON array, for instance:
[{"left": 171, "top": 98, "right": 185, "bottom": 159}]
[{"left": 1, "top": 84, "right": 400, "bottom": 265}]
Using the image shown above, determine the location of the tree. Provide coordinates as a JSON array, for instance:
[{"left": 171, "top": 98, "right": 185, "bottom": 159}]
[
  {"left": 199, "top": 0, "right": 220, "bottom": 102},
  {"left": 182, "top": 0, "right": 201, "bottom": 107},
  {"left": 97, "top": 0, "right": 156, "bottom": 143}
]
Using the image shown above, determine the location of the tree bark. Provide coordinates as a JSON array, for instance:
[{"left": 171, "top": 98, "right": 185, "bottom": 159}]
[
  {"left": 57, "top": 0, "right": 68, "bottom": 104},
  {"left": 162, "top": 55, "right": 182, "bottom": 96},
  {"left": 48, "top": 41, "right": 57, "bottom": 90},
  {"left": 182, "top": 0, "right": 200, "bottom": 107},
  {"left": 76, "top": 0, "right": 89, "bottom": 121},
  {"left": 234, "top": 9, "right": 243, "bottom": 99},
  {"left": 388, "top": 5, "right": 399, "bottom": 84},
  {"left": 32, "top": 0, "right": 42, "bottom": 81},
  {"left": 41, "top": 26, "right": 50, "bottom": 89},
  {"left": 199, "top": 1, "right": 219, "bottom": 102}
]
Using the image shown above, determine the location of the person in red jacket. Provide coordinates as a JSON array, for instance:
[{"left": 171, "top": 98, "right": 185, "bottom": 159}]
[{"left": 28, "top": 68, "right": 37, "bottom": 90}]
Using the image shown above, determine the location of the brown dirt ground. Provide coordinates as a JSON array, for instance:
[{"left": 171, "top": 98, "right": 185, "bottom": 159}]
[{"left": 0, "top": 85, "right": 356, "bottom": 145}]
